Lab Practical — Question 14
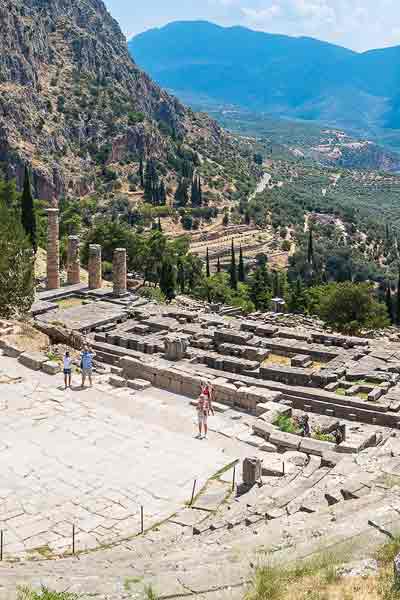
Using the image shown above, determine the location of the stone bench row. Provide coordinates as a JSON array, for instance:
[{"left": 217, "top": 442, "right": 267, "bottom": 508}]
[
  {"left": 119, "top": 355, "right": 282, "bottom": 410},
  {"left": 192, "top": 351, "right": 259, "bottom": 376},
  {"left": 94, "top": 332, "right": 164, "bottom": 354},
  {"left": 218, "top": 342, "right": 270, "bottom": 362},
  {"left": 281, "top": 392, "right": 399, "bottom": 427},
  {"left": 113, "top": 351, "right": 400, "bottom": 427},
  {"left": 252, "top": 420, "right": 376, "bottom": 455}
]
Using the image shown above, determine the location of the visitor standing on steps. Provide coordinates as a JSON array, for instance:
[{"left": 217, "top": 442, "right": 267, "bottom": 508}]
[
  {"left": 80, "top": 344, "right": 95, "bottom": 388},
  {"left": 63, "top": 351, "right": 72, "bottom": 389},
  {"left": 196, "top": 380, "right": 215, "bottom": 439}
]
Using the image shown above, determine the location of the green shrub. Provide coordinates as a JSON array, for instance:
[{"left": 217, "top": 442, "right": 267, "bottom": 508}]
[
  {"left": 273, "top": 414, "right": 298, "bottom": 434},
  {"left": 17, "top": 587, "right": 79, "bottom": 600},
  {"left": 312, "top": 428, "right": 335, "bottom": 443},
  {"left": 138, "top": 286, "right": 166, "bottom": 304}
]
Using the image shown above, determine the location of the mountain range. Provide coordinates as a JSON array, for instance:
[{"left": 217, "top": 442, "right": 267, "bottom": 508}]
[
  {"left": 0, "top": 2, "right": 254, "bottom": 200},
  {"left": 129, "top": 21, "right": 400, "bottom": 135}
]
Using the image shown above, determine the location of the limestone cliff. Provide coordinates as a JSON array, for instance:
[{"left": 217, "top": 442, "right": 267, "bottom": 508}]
[{"left": 0, "top": 0, "right": 255, "bottom": 200}]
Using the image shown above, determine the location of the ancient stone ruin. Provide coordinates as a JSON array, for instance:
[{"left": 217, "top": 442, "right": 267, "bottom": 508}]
[{"left": 4, "top": 207, "right": 400, "bottom": 587}]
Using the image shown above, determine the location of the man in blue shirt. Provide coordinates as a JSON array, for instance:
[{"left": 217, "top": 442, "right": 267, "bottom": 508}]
[{"left": 80, "top": 344, "right": 95, "bottom": 388}]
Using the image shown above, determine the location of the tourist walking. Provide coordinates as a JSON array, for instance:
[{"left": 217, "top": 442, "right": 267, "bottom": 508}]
[
  {"left": 196, "top": 380, "right": 215, "bottom": 439},
  {"left": 80, "top": 344, "right": 95, "bottom": 388},
  {"left": 63, "top": 351, "right": 72, "bottom": 389}
]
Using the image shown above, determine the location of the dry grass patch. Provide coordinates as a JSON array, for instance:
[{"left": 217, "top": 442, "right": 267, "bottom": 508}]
[
  {"left": 246, "top": 539, "right": 400, "bottom": 600},
  {"left": 3, "top": 321, "right": 49, "bottom": 352},
  {"left": 55, "top": 298, "right": 85, "bottom": 310},
  {"left": 262, "top": 354, "right": 291, "bottom": 367}
]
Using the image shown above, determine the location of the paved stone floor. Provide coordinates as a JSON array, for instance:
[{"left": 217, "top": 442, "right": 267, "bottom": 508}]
[{"left": 0, "top": 353, "right": 240, "bottom": 559}]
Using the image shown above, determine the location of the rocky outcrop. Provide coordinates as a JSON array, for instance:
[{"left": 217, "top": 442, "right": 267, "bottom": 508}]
[{"left": 0, "top": 0, "right": 254, "bottom": 200}]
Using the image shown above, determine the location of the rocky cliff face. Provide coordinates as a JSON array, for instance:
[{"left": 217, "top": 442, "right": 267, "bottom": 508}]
[{"left": 0, "top": 0, "right": 253, "bottom": 200}]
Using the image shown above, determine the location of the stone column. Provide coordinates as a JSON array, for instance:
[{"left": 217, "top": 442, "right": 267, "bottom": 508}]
[
  {"left": 67, "top": 236, "right": 80, "bottom": 285},
  {"left": 88, "top": 244, "right": 102, "bottom": 290},
  {"left": 46, "top": 208, "right": 60, "bottom": 290},
  {"left": 113, "top": 248, "right": 127, "bottom": 296}
]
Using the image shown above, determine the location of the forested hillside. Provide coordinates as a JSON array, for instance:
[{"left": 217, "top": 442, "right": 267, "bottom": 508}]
[{"left": 0, "top": 2, "right": 257, "bottom": 202}]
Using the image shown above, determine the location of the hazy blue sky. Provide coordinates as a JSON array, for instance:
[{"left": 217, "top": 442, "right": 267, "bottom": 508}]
[{"left": 104, "top": 0, "right": 400, "bottom": 52}]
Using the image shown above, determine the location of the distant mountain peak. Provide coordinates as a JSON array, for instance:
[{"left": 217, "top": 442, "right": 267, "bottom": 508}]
[{"left": 129, "top": 20, "right": 399, "bottom": 133}]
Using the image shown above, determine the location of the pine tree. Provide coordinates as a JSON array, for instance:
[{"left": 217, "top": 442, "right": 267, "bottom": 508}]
[
  {"left": 229, "top": 239, "right": 237, "bottom": 290},
  {"left": 139, "top": 157, "right": 144, "bottom": 188},
  {"left": 216, "top": 256, "right": 221, "bottom": 274},
  {"left": 386, "top": 282, "right": 394, "bottom": 323},
  {"left": 0, "top": 198, "right": 34, "bottom": 318},
  {"left": 21, "top": 167, "right": 37, "bottom": 252},
  {"left": 307, "top": 227, "right": 314, "bottom": 265},
  {"left": 206, "top": 247, "right": 210, "bottom": 278},
  {"left": 159, "top": 260, "right": 176, "bottom": 302},
  {"left": 177, "top": 260, "right": 185, "bottom": 294},
  {"left": 238, "top": 245, "right": 245, "bottom": 283}
]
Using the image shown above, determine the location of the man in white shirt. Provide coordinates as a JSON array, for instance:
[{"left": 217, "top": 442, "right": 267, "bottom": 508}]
[{"left": 63, "top": 351, "right": 72, "bottom": 389}]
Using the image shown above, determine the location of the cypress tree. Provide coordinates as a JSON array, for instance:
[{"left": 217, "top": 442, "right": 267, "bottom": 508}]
[
  {"left": 157, "top": 216, "right": 162, "bottom": 232},
  {"left": 386, "top": 282, "right": 393, "bottom": 323},
  {"left": 139, "top": 157, "right": 144, "bottom": 188},
  {"left": 21, "top": 167, "right": 37, "bottom": 253},
  {"left": 159, "top": 260, "right": 176, "bottom": 302},
  {"left": 229, "top": 239, "right": 237, "bottom": 290},
  {"left": 206, "top": 247, "right": 210, "bottom": 278},
  {"left": 238, "top": 245, "right": 245, "bottom": 283},
  {"left": 152, "top": 184, "right": 159, "bottom": 206},
  {"left": 159, "top": 180, "right": 166, "bottom": 205},
  {"left": 174, "top": 179, "right": 189, "bottom": 208},
  {"left": 197, "top": 176, "right": 203, "bottom": 207},
  {"left": 191, "top": 177, "right": 198, "bottom": 206},
  {"left": 307, "top": 227, "right": 314, "bottom": 265},
  {"left": 177, "top": 260, "right": 185, "bottom": 294},
  {"left": 386, "top": 222, "right": 391, "bottom": 244},
  {"left": 144, "top": 160, "right": 154, "bottom": 201},
  {"left": 288, "top": 278, "right": 307, "bottom": 314},
  {"left": 216, "top": 256, "right": 221, "bottom": 274},
  {"left": 272, "top": 270, "right": 280, "bottom": 297}
]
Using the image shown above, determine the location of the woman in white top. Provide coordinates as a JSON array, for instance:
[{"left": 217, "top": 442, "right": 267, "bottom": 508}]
[{"left": 63, "top": 351, "right": 72, "bottom": 389}]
